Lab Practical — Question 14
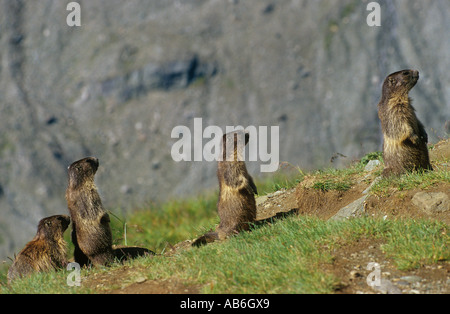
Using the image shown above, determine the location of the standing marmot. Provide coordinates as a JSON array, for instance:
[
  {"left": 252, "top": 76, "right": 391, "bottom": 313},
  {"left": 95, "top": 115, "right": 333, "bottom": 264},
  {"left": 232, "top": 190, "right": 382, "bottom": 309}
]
[
  {"left": 217, "top": 130, "right": 258, "bottom": 238},
  {"left": 378, "top": 69, "right": 433, "bottom": 176},
  {"left": 193, "top": 130, "right": 258, "bottom": 246},
  {"left": 66, "top": 157, "right": 115, "bottom": 267},
  {"left": 7, "top": 215, "right": 70, "bottom": 283}
]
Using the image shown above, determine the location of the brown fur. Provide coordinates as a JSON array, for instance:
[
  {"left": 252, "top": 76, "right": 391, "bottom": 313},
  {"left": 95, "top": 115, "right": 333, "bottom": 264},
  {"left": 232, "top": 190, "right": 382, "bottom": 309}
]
[
  {"left": 7, "top": 215, "right": 70, "bottom": 283},
  {"left": 378, "top": 70, "right": 433, "bottom": 176},
  {"left": 113, "top": 246, "right": 155, "bottom": 262},
  {"left": 194, "top": 131, "right": 257, "bottom": 246},
  {"left": 66, "top": 157, "right": 114, "bottom": 267}
]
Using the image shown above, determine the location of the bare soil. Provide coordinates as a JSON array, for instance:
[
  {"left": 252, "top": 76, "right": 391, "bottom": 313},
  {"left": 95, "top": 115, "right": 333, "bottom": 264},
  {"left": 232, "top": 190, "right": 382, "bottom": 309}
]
[
  {"left": 83, "top": 265, "right": 202, "bottom": 294},
  {"left": 322, "top": 237, "right": 449, "bottom": 294}
]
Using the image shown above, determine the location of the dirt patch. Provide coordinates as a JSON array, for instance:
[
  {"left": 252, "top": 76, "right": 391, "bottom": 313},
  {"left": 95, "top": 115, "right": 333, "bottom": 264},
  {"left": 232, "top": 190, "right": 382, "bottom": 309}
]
[
  {"left": 294, "top": 177, "right": 449, "bottom": 225},
  {"left": 294, "top": 139, "right": 450, "bottom": 224},
  {"left": 365, "top": 184, "right": 450, "bottom": 225},
  {"left": 363, "top": 139, "right": 450, "bottom": 224},
  {"left": 295, "top": 176, "right": 370, "bottom": 220},
  {"left": 430, "top": 139, "right": 450, "bottom": 163},
  {"left": 323, "top": 237, "right": 450, "bottom": 294},
  {"left": 256, "top": 188, "right": 298, "bottom": 221},
  {"left": 82, "top": 264, "right": 202, "bottom": 294},
  {"left": 109, "top": 278, "right": 202, "bottom": 294}
]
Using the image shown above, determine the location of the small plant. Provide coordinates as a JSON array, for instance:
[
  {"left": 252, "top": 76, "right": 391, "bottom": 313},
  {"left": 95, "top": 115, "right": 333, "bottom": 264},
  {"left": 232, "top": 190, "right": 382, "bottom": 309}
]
[{"left": 109, "top": 211, "right": 128, "bottom": 246}]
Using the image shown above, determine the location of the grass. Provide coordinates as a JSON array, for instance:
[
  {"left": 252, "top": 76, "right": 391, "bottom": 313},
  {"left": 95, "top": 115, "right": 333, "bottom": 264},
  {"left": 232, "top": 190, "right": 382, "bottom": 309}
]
[
  {"left": 359, "top": 151, "right": 383, "bottom": 165},
  {"left": 258, "top": 174, "right": 304, "bottom": 195},
  {"left": 308, "top": 148, "right": 449, "bottom": 196},
  {"left": 107, "top": 171, "right": 307, "bottom": 254},
  {"left": 1, "top": 145, "right": 449, "bottom": 294},
  {"left": 380, "top": 219, "right": 449, "bottom": 270},
  {"left": 370, "top": 169, "right": 450, "bottom": 196},
  {"left": 110, "top": 194, "right": 219, "bottom": 253},
  {"left": 2, "top": 216, "right": 448, "bottom": 294},
  {"left": 310, "top": 153, "right": 377, "bottom": 192}
]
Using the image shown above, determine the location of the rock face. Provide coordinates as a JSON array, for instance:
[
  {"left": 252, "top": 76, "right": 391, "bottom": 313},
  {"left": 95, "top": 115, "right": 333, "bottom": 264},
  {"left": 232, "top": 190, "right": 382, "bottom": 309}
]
[{"left": 0, "top": 0, "right": 449, "bottom": 259}]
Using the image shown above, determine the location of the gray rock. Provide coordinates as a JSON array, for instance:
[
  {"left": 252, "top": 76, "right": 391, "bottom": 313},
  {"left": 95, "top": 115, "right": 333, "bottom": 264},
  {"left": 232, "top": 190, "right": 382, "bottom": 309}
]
[
  {"left": 363, "top": 176, "right": 382, "bottom": 195},
  {"left": 372, "top": 279, "right": 402, "bottom": 294},
  {"left": 135, "top": 277, "right": 147, "bottom": 284},
  {"left": 364, "top": 160, "right": 381, "bottom": 172},
  {"left": 400, "top": 276, "right": 422, "bottom": 284},
  {"left": 256, "top": 195, "right": 269, "bottom": 207},
  {"left": 330, "top": 195, "right": 368, "bottom": 221},
  {"left": 412, "top": 192, "right": 449, "bottom": 214}
]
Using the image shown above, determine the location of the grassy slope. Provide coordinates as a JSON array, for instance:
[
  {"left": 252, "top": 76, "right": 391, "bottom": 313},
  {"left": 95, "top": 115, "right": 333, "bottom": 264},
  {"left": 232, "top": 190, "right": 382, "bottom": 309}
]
[
  {"left": 1, "top": 142, "right": 449, "bottom": 294},
  {"left": 2, "top": 216, "right": 448, "bottom": 294}
]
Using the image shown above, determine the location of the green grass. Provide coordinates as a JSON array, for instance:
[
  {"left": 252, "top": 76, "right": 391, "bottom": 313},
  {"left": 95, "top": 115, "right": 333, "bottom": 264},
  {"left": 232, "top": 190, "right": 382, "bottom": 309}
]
[
  {"left": 2, "top": 216, "right": 448, "bottom": 294},
  {"left": 1, "top": 147, "right": 448, "bottom": 294},
  {"left": 127, "top": 217, "right": 448, "bottom": 293},
  {"left": 359, "top": 151, "right": 383, "bottom": 165},
  {"left": 258, "top": 173, "right": 304, "bottom": 195},
  {"left": 310, "top": 156, "right": 373, "bottom": 192},
  {"left": 109, "top": 194, "right": 219, "bottom": 254},
  {"left": 107, "top": 172, "right": 307, "bottom": 254},
  {"left": 370, "top": 169, "right": 450, "bottom": 196},
  {"left": 379, "top": 219, "right": 449, "bottom": 270}
]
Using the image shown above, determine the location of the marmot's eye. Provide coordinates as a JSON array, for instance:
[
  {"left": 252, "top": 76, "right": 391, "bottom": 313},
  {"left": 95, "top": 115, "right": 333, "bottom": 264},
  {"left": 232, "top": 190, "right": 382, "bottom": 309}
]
[{"left": 402, "top": 71, "right": 410, "bottom": 76}]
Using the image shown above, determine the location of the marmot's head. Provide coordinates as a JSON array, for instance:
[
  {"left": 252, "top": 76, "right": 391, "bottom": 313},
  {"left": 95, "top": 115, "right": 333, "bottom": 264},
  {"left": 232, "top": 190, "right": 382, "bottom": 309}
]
[
  {"left": 36, "top": 215, "right": 70, "bottom": 242},
  {"left": 382, "top": 69, "right": 419, "bottom": 98},
  {"left": 222, "top": 130, "right": 249, "bottom": 162},
  {"left": 67, "top": 157, "right": 99, "bottom": 189}
]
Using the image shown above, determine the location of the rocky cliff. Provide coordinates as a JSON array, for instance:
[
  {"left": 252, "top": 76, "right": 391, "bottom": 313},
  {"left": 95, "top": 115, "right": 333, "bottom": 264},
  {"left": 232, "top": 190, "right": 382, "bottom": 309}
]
[{"left": 0, "top": 0, "right": 449, "bottom": 260}]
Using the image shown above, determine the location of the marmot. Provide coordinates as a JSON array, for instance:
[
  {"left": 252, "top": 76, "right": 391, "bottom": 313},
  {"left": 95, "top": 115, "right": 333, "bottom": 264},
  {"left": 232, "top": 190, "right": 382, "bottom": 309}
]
[
  {"left": 7, "top": 215, "right": 70, "bottom": 283},
  {"left": 378, "top": 69, "right": 433, "bottom": 176},
  {"left": 66, "top": 157, "right": 115, "bottom": 267},
  {"left": 194, "top": 130, "right": 258, "bottom": 246}
]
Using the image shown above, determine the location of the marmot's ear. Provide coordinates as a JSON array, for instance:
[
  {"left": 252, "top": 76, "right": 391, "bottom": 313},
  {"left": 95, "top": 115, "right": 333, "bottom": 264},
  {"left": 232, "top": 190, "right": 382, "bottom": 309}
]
[
  {"left": 388, "top": 77, "right": 396, "bottom": 86},
  {"left": 222, "top": 133, "right": 228, "bottom": 149}
]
